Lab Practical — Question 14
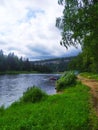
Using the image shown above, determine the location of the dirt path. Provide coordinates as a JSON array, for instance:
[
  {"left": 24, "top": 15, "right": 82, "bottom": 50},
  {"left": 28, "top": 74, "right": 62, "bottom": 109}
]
[{"left": 78, "top": 75, "right": 98, "bottom": 116}]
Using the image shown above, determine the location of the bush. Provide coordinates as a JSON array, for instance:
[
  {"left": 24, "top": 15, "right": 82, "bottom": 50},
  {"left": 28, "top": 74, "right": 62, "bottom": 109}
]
[
  {"left": 21, "top": 86, "right": 48, "bottom": 103},
  {"left": 0, "top": 106, "right": 5, "bottom": 116},
  {"left": 56, "top": 71, "right": 77, "bottom": 92}
]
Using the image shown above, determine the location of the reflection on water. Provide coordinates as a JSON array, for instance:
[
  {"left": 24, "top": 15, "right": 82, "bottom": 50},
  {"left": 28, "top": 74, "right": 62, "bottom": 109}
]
[{"left": 0, "top": 74, "right": 59, "bottom": 107}]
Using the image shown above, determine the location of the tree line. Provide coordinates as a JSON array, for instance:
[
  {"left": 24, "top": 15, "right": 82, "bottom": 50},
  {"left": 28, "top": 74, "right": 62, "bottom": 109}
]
[
  {"left": 0, "top": 50, "right": 73, "bottom": 73},
  {"left": 0, "top": 50, "right": 52, "bottom": 73},
  {"left": 0, "top": 50, "right": 31, "bottom": 72}
]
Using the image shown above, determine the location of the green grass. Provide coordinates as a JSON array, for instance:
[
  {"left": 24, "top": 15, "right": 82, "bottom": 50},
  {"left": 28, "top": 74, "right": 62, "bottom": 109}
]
[
  {"left": 0, "top": 83, "right": 97, "bottom": 130},
  {"left": 80, "top": 72, "right": 98, "bottom": 80}
]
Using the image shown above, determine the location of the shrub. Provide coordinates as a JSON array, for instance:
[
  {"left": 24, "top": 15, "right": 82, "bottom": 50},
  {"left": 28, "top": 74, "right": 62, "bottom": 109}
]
[
  {"left": 56, "top": 71, "right": 77, "bottom": 92},
  {"left": 21, "top": 86, "right": 48, "bottom": 103},
  {"left": 0, "top": 106, "right": 5, "bottom": 116}
]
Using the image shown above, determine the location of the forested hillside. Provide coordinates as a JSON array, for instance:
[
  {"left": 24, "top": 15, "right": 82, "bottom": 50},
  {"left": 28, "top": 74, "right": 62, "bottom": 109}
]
[
  {"left": 0, "top": 50, "right": 31, "bottom": 72},
  {"left": 32, "top": 56, "right": 75, "bottom": 72},
  {"left": 0, "top": 50, "right": 75, "bottom": 73}
]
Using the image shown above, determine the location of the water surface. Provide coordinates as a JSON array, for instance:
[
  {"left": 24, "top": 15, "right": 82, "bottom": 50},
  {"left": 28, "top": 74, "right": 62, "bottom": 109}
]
[{"left": 0, "top": 74, "right": 58, "bottom": 107}]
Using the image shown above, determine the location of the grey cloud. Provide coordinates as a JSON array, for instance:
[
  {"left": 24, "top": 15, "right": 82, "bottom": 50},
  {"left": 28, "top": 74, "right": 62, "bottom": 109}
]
[
  {"left": 27, "top": 44, "right": 81, "bottom": 61},
  {"left": 26, "top": 44, "right": 58, "bottom": 60},
  {"left": 27, "top": 44, "right": 51, "bottom": 56},
  {"left": 35, "top": 54, "right": 55, "bottom": 60},
  {"left": 7, "top": 47, "right": 21, "bottom": 52},
  {"left": 28, "top": 49, "right": 81, "bottom": 61},
  {"left": 0, "top": 40, "right": 8, "bottom": 45},
  {"left": 29, "top": 54, "right": 57, "bottom": 61},
  {"left": 0, "top": 0, "right": 5, "bottom": 5}
]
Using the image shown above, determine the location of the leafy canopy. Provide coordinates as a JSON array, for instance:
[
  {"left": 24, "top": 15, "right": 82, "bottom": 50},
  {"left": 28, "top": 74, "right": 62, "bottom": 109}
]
[
  {"left": 57, "top": 0, "right": 98, "bottom": 73},
  {"left": 56, "top": 0, "right": 98, "bottom": 48}
]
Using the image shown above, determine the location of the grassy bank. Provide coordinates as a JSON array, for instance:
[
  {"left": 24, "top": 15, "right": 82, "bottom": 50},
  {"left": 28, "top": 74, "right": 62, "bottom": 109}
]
[
  {"left": 0, "top": 83, "right": 97, "bottom": 130},
  {"left": 80, "top": 72, "right": 98, "bottom": 80}
]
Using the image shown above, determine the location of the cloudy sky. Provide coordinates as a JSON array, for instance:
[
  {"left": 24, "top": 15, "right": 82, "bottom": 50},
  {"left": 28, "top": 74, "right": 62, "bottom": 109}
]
[{"left": 0, "top": 0, "right": 81, "bottom": 61}]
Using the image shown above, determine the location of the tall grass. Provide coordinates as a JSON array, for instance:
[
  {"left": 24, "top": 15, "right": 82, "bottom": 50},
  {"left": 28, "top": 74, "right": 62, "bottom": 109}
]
[
  {"left": 80, "top": 72, "right": 98, "bottom": 80},
  {"left": 0, "top": 83, "right": 97, "bottom": 130}
]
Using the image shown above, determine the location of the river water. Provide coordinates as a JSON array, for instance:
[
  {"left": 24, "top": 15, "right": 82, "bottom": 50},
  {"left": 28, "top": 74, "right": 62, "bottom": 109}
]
[{"left": 0, "top": 74, "right": 59, "bottom": 107}]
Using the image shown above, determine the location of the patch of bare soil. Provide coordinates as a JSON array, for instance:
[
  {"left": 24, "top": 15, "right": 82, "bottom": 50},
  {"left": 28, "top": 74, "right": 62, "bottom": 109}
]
[{"left": 78, "top": 75, "right": 98, "bottom": 116}]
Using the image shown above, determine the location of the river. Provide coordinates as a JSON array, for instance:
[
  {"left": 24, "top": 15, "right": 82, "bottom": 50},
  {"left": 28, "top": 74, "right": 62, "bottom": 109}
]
[{"left": 0, "top": 74, "right": 59, "bottom": 107}]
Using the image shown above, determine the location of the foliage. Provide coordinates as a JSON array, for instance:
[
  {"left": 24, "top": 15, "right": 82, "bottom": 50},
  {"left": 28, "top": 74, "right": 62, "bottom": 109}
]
[
  {"left": 56, "top": 0, "right": 98, "bottom": 48},
  {"left": 0, "top": 50, "right": 53, "bottom": 73},
  {"left": 20, "top": 86, "right": 48, "bottom": 103},
  {"left": 0, "top": 50, "right": 31, "bottom": 72},
  {"left": 68, "top": 47, "right": 98, "bottom": 73},
  {"left": 56, "top": 71, "right": 77, "bottom": 91},
  {"left": 56, "top": 0, "right": 98, "bottom": 73},
  {"left": 0, "top": 83, "right": 97, "bottom": 130},
  {"left": 0, "top": 106, "right": 5, "bottom": 116},
  {"left": 32, "top": 64, "right": 52, "bottom": 73},
  {"left": 68, "top": 53, "right": 90, "bottom": 72},
  {"left": 80, "top": 72, "right": 98, "bottom": 80}
]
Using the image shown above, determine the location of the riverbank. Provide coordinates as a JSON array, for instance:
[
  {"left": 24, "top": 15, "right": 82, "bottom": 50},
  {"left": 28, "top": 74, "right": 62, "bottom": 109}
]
[
  {"left": 0, "top": 82, "right": 97, "bottom": 130},
  {"left": 0, "top": 71, "right": 39, "bottom": 75},
  {"left": 78, "top": 73, "right": 98, "bottom": 116},
  {"left": 0, "top": 71, "right": 61, "bottom": 75}
]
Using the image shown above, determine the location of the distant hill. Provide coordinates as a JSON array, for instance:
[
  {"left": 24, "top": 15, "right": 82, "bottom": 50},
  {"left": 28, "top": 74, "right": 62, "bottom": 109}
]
[
  {"left": 31, "top": 56, "right": 76, "bottom": 72},
  {"left": 31, "top": 56, "right": 75, "bottom": 65}
]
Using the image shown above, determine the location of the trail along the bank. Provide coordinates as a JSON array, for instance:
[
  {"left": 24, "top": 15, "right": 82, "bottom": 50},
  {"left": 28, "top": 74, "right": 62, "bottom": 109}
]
[{"left": 78, "top": 75, "right": 98, "bottom": 116}]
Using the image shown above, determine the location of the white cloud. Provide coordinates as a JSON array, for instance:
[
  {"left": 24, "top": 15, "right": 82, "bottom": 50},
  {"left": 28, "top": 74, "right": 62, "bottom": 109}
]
[{"left": 0, "top": 0, "right": 81, "bottom": 60}]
